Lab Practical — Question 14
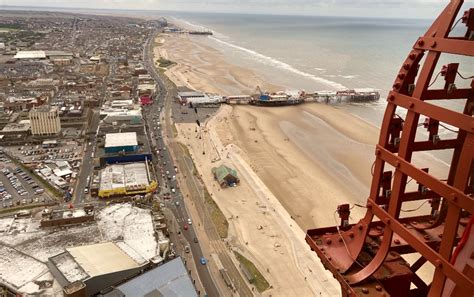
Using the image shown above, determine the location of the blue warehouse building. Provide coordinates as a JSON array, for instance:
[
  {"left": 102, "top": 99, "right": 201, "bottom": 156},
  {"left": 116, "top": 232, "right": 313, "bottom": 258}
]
[
  {"left": 98, "top": 131, "right": 152, "bottom": 167},
  {"left": 104, "top": 132, "right": 139, "bottom": 153}
]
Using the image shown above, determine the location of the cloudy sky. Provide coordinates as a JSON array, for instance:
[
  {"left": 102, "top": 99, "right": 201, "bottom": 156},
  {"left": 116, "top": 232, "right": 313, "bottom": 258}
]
[{"left": 0, "top": 0, "right": 459, "bottom": 18}]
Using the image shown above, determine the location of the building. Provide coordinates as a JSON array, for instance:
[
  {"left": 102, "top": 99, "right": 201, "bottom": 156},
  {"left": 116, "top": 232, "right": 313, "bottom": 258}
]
[
  {"left": 212, "top": 165, "right": 240, "bottom": 188},
  {"left": 29, "top": 106, "right": 61, "bottom": 136},
  {"left": 40, "top": 206, "right": 94, "bottom": 228},
  {"left": 48, "top": 242, "right": 149, "bottom": 297},
  {"left": 104, "top": 132, "right": 138, "bottom": 154},
  {"left": 102, "top": 110, "right": 143, "bottom": 125},
  {"left": 103, "top": 257, "right": 198, "bottom": 297},
  {"left": 13, "top": 50, "right": 47, "bottom": 59},
  {"left": 98, "top": 162, "right": 157, "bottom": 198}
]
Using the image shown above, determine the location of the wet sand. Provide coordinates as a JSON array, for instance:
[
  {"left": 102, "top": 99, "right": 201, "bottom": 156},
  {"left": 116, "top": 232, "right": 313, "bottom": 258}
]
[{"left": 155, "top": 30, "right": 446, "bottom": 293}]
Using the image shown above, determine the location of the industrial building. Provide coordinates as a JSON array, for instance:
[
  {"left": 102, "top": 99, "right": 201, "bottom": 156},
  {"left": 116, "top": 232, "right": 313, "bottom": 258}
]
[
  {"left": 48, "top": 242, "right": 149, "bottom": 296},
  {"left": 29, "top": 106, "right": 61, "bottom": 136},
  {"left": 98, "top": 130, "right": 152, "bottom": 166},
  {"left": 105, "top": 132, "right": 139, "bottom": 154},
  {"left": 98, "top": 162, "right": 157, "bottom": 198}
]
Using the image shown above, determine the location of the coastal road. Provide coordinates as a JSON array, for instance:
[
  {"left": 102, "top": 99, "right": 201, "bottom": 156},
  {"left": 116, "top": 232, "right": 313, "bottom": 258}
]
[{"left": 143, "top": 31, "right": 221, "bottom": 297}]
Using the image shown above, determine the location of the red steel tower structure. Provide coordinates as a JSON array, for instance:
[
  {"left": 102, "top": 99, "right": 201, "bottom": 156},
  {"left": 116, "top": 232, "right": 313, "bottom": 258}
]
[{"left": 306, "top": 1, "right": 474, "bottom": 296}]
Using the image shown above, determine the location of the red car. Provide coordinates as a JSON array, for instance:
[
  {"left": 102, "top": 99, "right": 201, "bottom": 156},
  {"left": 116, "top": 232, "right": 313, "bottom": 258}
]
[{"left": 183, "top": 224, "right": 189, "bottom": 230}]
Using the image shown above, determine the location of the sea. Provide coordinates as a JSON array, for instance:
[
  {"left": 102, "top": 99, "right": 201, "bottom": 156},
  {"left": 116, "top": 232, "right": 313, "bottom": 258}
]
[
  {"left": 156, "top": 11, "right": 473, "bottom": 127},
  {"left": 153, "top": 11, "right": 474, "bottom": 165}
]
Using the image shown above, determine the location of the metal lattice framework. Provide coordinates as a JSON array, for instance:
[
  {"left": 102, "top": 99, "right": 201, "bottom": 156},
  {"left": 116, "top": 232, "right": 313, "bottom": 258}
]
[{"left": 306, "top": 1, "right": 474, "bottom": 296}]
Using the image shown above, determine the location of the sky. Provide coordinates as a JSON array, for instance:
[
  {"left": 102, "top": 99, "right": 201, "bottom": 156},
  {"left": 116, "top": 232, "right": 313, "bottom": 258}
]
[{"left": 0, "top": 0, "right": 459, "bottom": 18}]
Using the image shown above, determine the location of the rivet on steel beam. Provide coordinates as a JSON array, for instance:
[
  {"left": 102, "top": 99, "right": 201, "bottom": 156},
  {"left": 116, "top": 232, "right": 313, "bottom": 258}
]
[
  {"left": 338, "top": 237, "right": 343, "bottom": 242},
  {"left": 328, "top": 257, "right": 332, "bottom": 261},
  {"left": 409, "top": 53, "right": 416, "bottom": 60},
  {"left": 375, "top": 285, "right": 382, "bottom": 291},
  {"left": 403, "top": 63, "right": 410, "bottom": 70},
  {"left": 435, "top": 259, "right": 442, "bottom": 268},
  {"left": 394, "top": 239, "right": 400, "bottom": 244},
  {"left": 418, "top": 39, "right": 424, "bottom": 46},
  {"left": 451, "top": 193, "right": 458, "bottom": 202},
  {"left": 424, "top": 234, "right": 430, "bottom": 240},
  {"left": 388, "top": 94, "right": 395, "bottom": 101},
  {"left": 409, "top": 101, "right": 415, "bottom": 108},
  {"left": 367, "top": 202, "right": 373, "bottom": 209},
  {"left": 320, "top": 247, "right": 324, "bottom": 251},
  {"left": 385, "top": 218, "right": 391, "bottom": 225},
  {"left": 326, "top": 238, "right": 332, "bottom": 245},
  {"left": 430, "top": 41, "right": 437, "bottom": 48},
  {"left": 398, "top": 73, "right": 406, "bottom": 79},
  {"left": 470, "top": 252, "right": 474, "bottom": 259},
  {"left": 375, "top": 149, "right": 381, "bottom": 156},
  {"left": 349, "top": 232, "right": 354, "bottom": 238},
  {"left": 438, "top": 234, "right": 443, "bottom": 238},
  {"left": 362, "top": 287, "right": 369, "bottom": 294},
  {"left": 358, "top": 225, "right": 363, "bottom": 230},
  {"left": 395, "top": 161, "right": 401, "bottom": 168},
  {"left": 393, "top": 82, "right": 400, "bottom": 89}
]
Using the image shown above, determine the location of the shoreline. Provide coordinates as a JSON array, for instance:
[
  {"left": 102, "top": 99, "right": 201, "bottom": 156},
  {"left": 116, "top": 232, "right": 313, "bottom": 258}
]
[{"left": 154, "top": 27, "right": 445, "bottom": 293}]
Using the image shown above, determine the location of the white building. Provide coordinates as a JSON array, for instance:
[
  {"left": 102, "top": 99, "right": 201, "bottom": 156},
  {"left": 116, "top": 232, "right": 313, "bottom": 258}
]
[{"left": 29, "top": 106, "right": 61, "bottom": 135}]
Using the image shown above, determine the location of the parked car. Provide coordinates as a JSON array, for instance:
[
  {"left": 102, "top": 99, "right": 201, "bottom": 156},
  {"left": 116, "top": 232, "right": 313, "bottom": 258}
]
[{"left": 200, "top": 257, "right": 207, "bottom": 265}]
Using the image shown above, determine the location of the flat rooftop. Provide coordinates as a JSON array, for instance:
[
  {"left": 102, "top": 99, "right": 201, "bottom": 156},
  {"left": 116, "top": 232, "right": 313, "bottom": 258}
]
[
  {"left": 105, "top": 132, "right": 138, "bottom": 148},
  {"left": 14, "top": 50, "right": 46, "bottom": 59},
  {"left": 99, "top": 162, "right": 150, "bottom": 192},
  {"left": 108, "top": 257, "right": 198, "bottom": 297},
  {"left": 67, "top": 242, "right": 140, "bottom": 277}
]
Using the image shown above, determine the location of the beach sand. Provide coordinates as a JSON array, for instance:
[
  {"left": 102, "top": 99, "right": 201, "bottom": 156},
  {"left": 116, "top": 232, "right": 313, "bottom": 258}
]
[
  {"left": 154, "top": 34, "right": 280, "bottom": 95},
  {"left": 156, "top": 31, "right": 446, "bottom": 295}
]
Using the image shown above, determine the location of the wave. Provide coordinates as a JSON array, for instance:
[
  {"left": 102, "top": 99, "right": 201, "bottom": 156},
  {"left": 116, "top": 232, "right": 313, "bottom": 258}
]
[
  {"left": 169, "top": 17, "right": 346, "bottom": 90},
  {"left": 208, "top": 36, "right": 347, "bottom": 90}
]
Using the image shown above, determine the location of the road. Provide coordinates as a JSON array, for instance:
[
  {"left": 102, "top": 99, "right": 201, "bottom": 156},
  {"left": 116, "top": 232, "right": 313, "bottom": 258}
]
[
  {"left": 142, "top": 30, "right": 221, "bottom": 297},
  {"left": 73, "top": 58, "right": 115, "bottom": 204}
]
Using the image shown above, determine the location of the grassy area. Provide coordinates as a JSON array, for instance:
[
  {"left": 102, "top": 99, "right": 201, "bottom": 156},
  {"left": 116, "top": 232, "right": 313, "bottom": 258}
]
[
  {"left": 157, "top": 57, "right": 176, "bottom": 68},
  {"left": 234, "top": 251, "right": 270, "bottom": 292},
  {"left": 172, "top": 124, "right": 178, "bottom": 137},
  {"left": 204, "top": 188, "right": 228, "bottom": 238},
  {"left": 177, "top": 142, "right": 229, "bottom": 238}
]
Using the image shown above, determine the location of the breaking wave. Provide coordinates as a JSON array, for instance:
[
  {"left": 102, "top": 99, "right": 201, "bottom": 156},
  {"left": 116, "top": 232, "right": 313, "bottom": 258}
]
[{"left": 209, "top": 35, "right": 347, "bottom": 90}]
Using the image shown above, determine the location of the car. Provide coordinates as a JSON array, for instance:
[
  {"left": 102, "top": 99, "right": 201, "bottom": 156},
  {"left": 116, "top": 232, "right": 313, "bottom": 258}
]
[
  {"left": 194, "top": 237, "right": 198, "bottom": 243},
  {"left": 187, "top": 218, "right": 192, "bottom": 225},
  {"left": 171, "top": 188, "right": 176, "bottom": 193},
  {"left": 175, "top": 200, "right": 180, "bottom": 206},
  {"left": 183, "top": 224, "right": 189, "bottom": 231},
  {"left": 200, "top": 257, "right": 207, "bottom": 265}
]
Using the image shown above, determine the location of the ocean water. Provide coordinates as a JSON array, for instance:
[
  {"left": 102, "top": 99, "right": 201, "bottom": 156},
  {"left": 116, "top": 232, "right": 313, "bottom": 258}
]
[
  {"left": 158, "top": 11, "right": 472, "bottom": 125},
  {"left": 156, "top": 11, "right": 473, "bottom": 166}
]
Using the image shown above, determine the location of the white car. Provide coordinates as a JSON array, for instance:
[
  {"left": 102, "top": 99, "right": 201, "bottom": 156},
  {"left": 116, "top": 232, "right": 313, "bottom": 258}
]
[{"left": 187, "top": 218, "right": 192, "bottom": 225}]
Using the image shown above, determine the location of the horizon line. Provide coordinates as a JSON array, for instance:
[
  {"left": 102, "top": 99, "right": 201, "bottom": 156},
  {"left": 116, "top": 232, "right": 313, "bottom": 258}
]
[{"left": 0, "top": 4, "right": 433, "bottom": 20}]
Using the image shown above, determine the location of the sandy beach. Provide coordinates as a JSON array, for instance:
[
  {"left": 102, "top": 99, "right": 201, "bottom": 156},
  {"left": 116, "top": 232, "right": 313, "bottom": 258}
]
[{"left": 155, "top": 31, "right": 446, "bottom": 295}]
